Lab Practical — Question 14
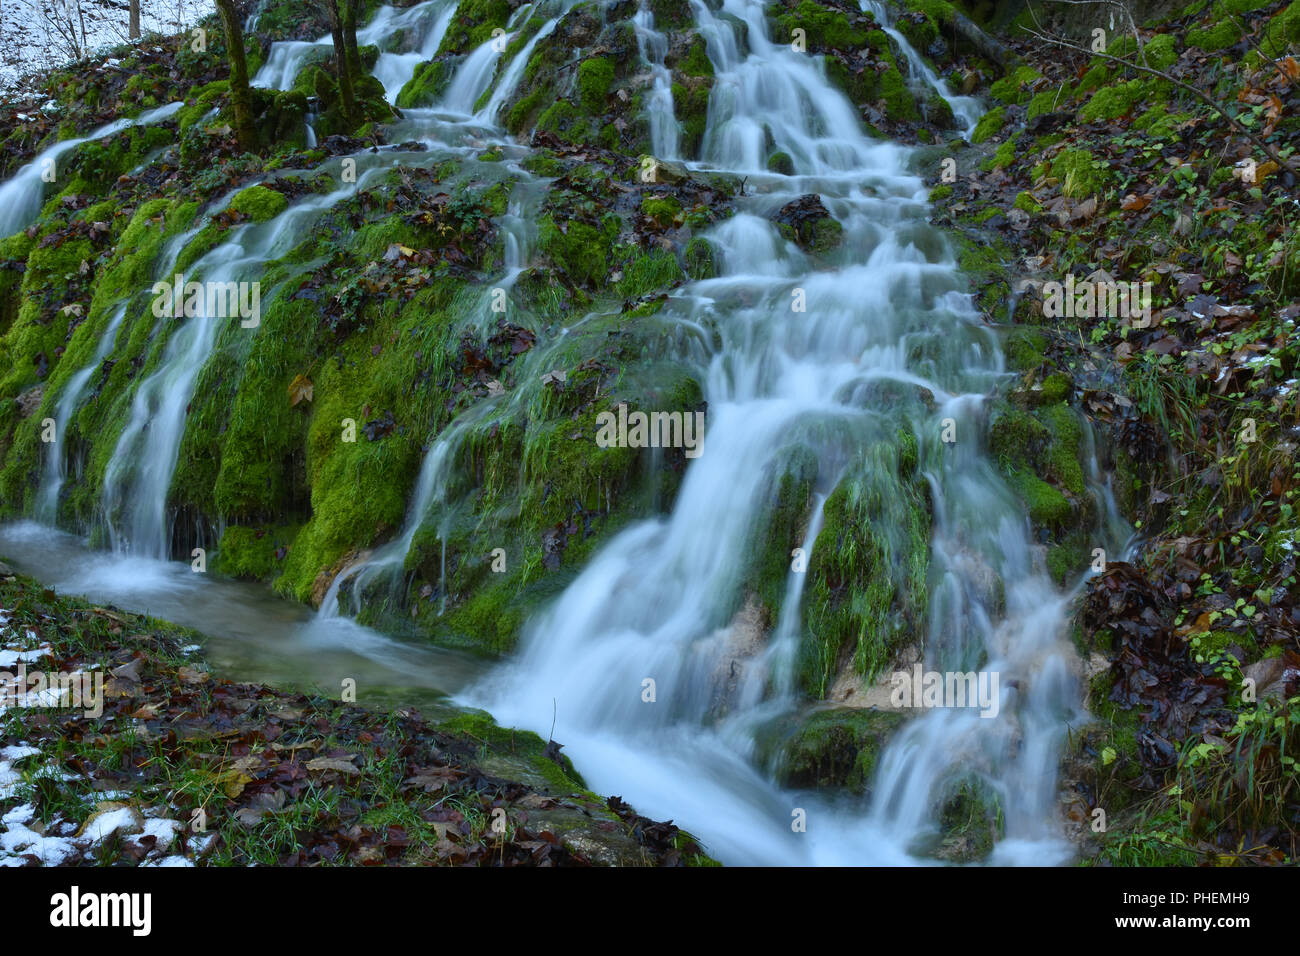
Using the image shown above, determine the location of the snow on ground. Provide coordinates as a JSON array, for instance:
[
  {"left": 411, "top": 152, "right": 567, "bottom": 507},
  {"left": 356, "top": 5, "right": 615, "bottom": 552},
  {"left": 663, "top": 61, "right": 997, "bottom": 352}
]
[
  {"left": 0, "top": 0, "right": 218, "bottom": 98},
  {"left": 0, "top": 744, "right": 196, "bottom": 866}
]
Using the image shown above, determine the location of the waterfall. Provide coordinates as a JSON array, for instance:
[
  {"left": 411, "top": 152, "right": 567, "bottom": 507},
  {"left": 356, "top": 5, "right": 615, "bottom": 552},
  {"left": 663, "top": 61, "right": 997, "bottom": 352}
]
[
  {"left": 633, "top": 2, "right": 681, "bottom": 159},
  {"left": 315, "top": 189, "right": 541, "bottom": 619},
  {"left": 0, "top": 101, "right": 184, "bottom": 240},
  {"left": 479, "top": 15, "right": 562, "bottom": 121},
  {"left": 36, "top": 304, "right": 129, "bottom": 523},
  {"left": 99, "top": 173, "right": 394, "bottom": 558},
  {"left": 369, "top": 2, "right": 460, "bottom": 103},
  {"left": 461, "top": 0, "right": 1127, "bottom": 865},
  {"left": 440, "top": 40, "right": 506, "bottom": 115},
  {"left": 1, "top": 0, "right": 1136, "bottom": 867},
  {"left": 862, "top": 1, "right": 982, "bottom": 138}
]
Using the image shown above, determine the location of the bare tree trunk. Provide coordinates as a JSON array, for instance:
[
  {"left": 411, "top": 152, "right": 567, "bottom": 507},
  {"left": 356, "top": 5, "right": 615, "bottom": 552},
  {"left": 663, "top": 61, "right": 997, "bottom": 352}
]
[
  {"left": 215, "top": 0, "right": 259, "bottom": 153},
  {"left": 76, "top": 0, "right": 88, "bottom": 56},
  {"left": 129, "top": 0, "right": 140, "bottom": 40},
  {"left": 327, "top": 0, "right": 357, "bottom": 130},
  {"left": 343, "top": 0, "right": 362, "bottom": 80}
]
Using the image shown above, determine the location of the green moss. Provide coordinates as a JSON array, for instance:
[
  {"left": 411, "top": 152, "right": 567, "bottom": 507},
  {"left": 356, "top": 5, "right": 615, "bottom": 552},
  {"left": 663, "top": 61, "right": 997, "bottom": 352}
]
[
  {"left": 1012, "top": 190, "right": 1040, "bottom": 213},
  {"left": 434, "top": 708, "right": 587, "bottom": 791},
  {"left": 437, "top": 0, "right": 512, "bottom": 55},
  {"left": 1040, "top": 371, "right": 1070, "bottom": 403},
  {"left": 671, "top": 80, "right": 712, "bottom": 158},
  {"left": 538, "top": 213, "right": 617, "bottom": 288},
  {"left": 1009, "top": 468, "right": 1071, "bottom": 525},
  {"left": 577, "top": 56, "right": 615, "bottom": 114},
  {"left": 640, "top": 194, "right": 682, "bottom": 227},
  {"left": 801, "top": 440, "right": 930, "bottom": 697},
  {"left": 971, "top": 106, "right": 1005, "bottom": 144},
  {"left": 1026, "top": 86, "right": 1068, "bottom": 120},
  {"left": 1142, "top": 33, "right": 1178, "bottom": 70},
  {"left": 395, "top": 59, "right": 455, "bottom": 109},
  {"left": 229, "top": 185, "right": 288, "bottom": 222},
  {"left": 1260, "top": 0, "right": 1300, "bottom": 57},
  {"left": 1051, "top": 148, "right": 1107, "bottom": 200},
  {"left": 1039, "top": 403, "right": 1085, "bottom": 496},
  {"left": 930, "top": 184, "right": 953, "bottom": 201},
  {"left": 767, "top": 151, "right": 795, "bottom": 175},
  {"left": 877, "top": 65, "right": 918, "bottom": 122},
  {"left": 989, "top": 66, "right": 1040, "bottom": 105},
  {"left": 213, "top": 525, "right": 296, "bottom": 580},
  {"left": 1187, "top": 19, "right": 1241, "bottom": 50},
  {"left": 1079, "top": 79, "right": 1150, "bottom": 123},
  {"left": 767, "top": 708, "right": 905, "bottom": 793},
  {"left": 683, "top": 237, "right": 716, "bottom": 279},
  {"left": 771, "top": 0, "right": 869, "bottom": 50}
]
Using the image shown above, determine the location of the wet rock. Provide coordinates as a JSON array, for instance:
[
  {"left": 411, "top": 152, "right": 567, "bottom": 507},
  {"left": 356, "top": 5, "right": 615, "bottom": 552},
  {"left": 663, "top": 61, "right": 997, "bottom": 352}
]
[
  {"left": 769, "top": 194, "right": 843, "bottom": 253},
  {"left": 759, "top": 707, "right": 905, "bottom": 794},
  {"left": 644, "top": 158, "right": 690, "bottom": 184}
]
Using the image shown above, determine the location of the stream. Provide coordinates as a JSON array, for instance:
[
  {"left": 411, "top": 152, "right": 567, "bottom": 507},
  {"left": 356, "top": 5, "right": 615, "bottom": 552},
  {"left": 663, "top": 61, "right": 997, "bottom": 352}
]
[{"left": 0, "top": 0, "right": 1132, "bottom": 866}]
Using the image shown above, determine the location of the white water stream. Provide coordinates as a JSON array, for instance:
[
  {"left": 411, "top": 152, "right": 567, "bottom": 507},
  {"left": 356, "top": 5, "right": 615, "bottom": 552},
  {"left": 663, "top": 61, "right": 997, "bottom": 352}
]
[
  {"left": 0, "top": 0, "right": 1131, "bottom": 866},
  {"left": 0, "top": 101, "right": 184, "bottom": 240}
]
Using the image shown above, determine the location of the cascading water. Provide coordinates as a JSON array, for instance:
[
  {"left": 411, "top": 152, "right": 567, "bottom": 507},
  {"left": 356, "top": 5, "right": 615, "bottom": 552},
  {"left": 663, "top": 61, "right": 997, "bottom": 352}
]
[
  {"left": 479, "top": 12, "right": 561, "bottom": 121},
  {"left": 35, "top": 304, "right": 129, "bottom": 523},
  {"left": 370, "top": 2, "right": 459, "bottom": 102},
  {"left": 633, "top": 2, "right": 680, "bottom": 159},
  {"left": 99, "top": 160, "right": 435, "bottom": 558},
  {"left": 0, "top": 101, "right": 184, "bottom": 239},
  {"left": 0, "top": 0, "right": 1137, "bottom": 867},
  {"left": 863, "top": 1, "right": 982, "bottom": 138},
  {"left": 462, "top": 0, "right": 1130, "bottom": 865}
]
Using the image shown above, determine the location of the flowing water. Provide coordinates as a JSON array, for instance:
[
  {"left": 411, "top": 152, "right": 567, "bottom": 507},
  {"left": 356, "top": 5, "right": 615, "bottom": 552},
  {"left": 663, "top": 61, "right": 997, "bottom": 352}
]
[
  {"left": 35, "top": 304, "right": 129, "bottom": 524},
  {"left": 863, "top": 2, "right": 982, "bottom": 139},
  {"left": 0, "top": 101, "right": 184, "bottom": 240},
  {"left": 0, "top": 0, "right": 1132, "bottom": 866},
  {"left": 0, "top": 521, "right": 485, "bottom": 710},
  {"left": 462, "top": 0, "right": 1130, "bottom": 864},
  {"left": 633, "top": 2, "right": 680, "bottom": 159}
]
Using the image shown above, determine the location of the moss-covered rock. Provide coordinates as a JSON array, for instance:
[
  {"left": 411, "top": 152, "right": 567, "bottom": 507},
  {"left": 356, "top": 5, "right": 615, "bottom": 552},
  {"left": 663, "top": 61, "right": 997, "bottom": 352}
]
[
  {"left": 229, "top": 184, "right": 288, "bottom": 222},
  {"left": 763, "top": 707, "right": 906, "bottom": 793}
]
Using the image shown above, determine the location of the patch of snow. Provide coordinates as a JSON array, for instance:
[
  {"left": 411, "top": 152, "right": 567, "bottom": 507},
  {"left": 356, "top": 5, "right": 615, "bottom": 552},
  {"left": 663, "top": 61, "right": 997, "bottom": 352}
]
[
  {"left": 140, "top": 816, "right": 180, "bottom": 847},
  {"left": 1, "top": 803, "right": 35, "bottom": 826},
  {"left": 0, "top": 0, "right": 218, "bottom": 99},
  {"left": 0, "top": 820, "right": 80, "bottom": 865},
  {"left": 0, "top": 645, "right": 52, "bottom": 667},
  {"left": 79, "top": 806, "right": 140, "bottom": 841}
]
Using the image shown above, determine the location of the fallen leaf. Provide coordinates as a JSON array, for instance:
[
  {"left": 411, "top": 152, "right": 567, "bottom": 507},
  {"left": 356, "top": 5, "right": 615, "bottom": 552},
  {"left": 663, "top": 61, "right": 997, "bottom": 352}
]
[{"left": 287, "top": 373, "right": 313, "bottom": 406}]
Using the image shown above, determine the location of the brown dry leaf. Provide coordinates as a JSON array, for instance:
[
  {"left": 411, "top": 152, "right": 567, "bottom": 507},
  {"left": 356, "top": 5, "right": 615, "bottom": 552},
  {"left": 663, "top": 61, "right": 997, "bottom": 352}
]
[
  {"left": 287, "top": 374, "right": 313, "bottom": 407},
  {"left": 111, "top": 658, "right": 143, "bottom": 682},
  {"left": 218, "top": 771, "right": 253, "bottom": 799},
  {"left": 234, "top": 806, "right": 266, "bottom": 826},
  {"left": 230, "top": 755, "right": 262, "bottom": 774},
  {"left": 306, "top": 756, "right": 360, "bottom": 775},
  {"left": 177, "top": 665, "right": 210, "bottom": 685},
  {"left": 1120, "top": 193, "right": 1150, "bottom": 212}
]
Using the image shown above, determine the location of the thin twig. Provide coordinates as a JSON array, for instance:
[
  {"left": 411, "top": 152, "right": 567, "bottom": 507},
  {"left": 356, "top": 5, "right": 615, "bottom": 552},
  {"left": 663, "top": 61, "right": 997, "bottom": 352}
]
[{"left": 1020, "top": 20, "right": 1292, "bottom": 169}]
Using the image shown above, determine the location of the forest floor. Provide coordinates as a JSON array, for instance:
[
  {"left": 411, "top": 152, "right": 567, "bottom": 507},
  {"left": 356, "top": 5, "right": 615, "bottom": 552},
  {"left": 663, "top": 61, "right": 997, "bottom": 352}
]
[{"left": 0, "top": 568, "right": 712, "bottom": 866}]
